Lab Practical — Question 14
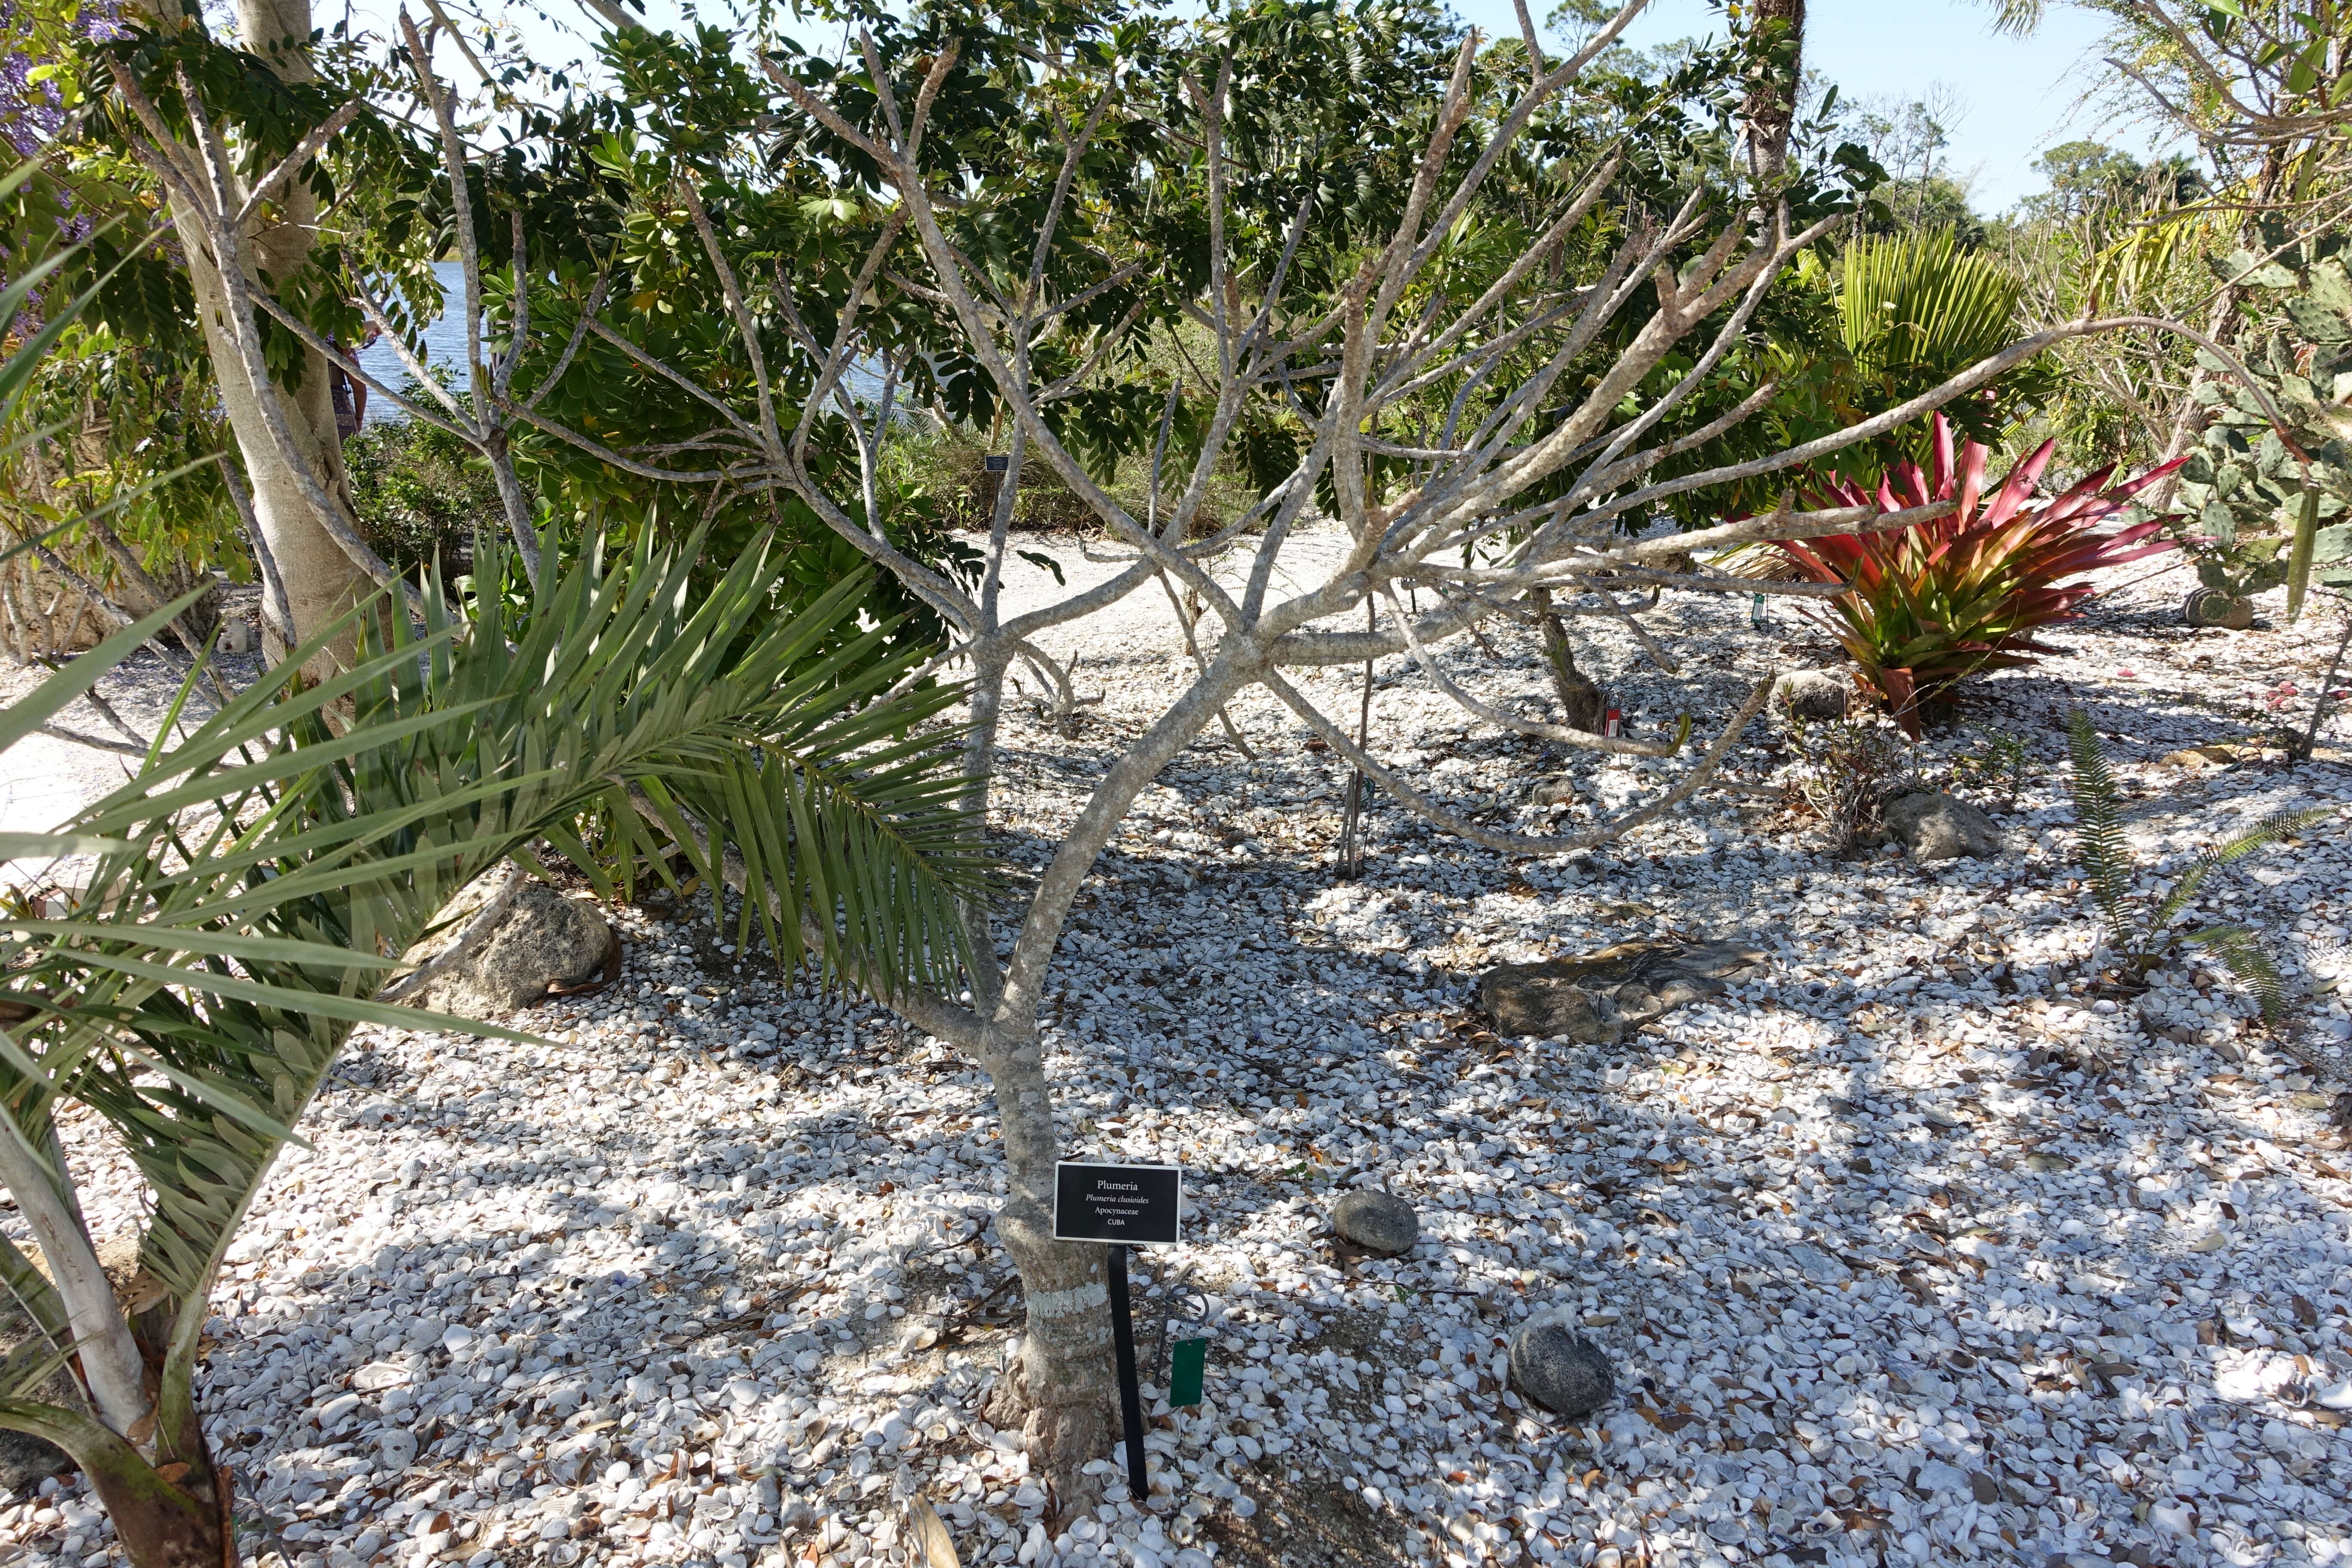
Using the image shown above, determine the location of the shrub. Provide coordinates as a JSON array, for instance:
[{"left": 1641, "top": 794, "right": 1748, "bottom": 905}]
[
  {"left": 2172, "top": 224, "right": 2352, "bottom": 619},
  {"left": 878, "top": 419, "right": 1098, "bottom": 535},
  {"left": 1777, "top": 711, "right": 1922, "bottom": 854},
  {"left": 1776, "top": 414, "right": 2180, "bottom": 735},
  {"left": 344, "top": 403, "right": 514, "bottom": 573}
]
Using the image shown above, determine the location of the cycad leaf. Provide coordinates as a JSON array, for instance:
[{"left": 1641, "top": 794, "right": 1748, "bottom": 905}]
[
  {"left": 2186, "top": 925, "right": 2290, "bottom": 1022},
  {"left": 2065, "top": 712, "right": 2136, "bottom": 939},
  {"left": 0, "top": 527, "right": 990, "bottom": 1366}
]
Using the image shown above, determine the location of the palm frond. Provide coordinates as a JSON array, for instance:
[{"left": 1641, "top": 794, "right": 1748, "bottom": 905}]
[
  {"left": 1840, "top": 230, "right": 2024, "bottom": 383},
  {"left": 1978, "top": 0, "right": 2043, "bottom": 37},
  {"left": 0, "top": 523, "right": 989, "bottom": 1458}
]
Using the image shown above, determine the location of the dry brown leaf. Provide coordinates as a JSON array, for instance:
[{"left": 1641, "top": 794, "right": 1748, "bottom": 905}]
[{"left": 907, "top": 1498, "right": 960, "bottom": 1568}]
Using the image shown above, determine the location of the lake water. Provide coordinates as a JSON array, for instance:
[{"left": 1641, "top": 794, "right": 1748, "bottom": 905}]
[
  {"left": 351, "top": 259, "right": 887, "bottom": 425},
  {"left": 354, "top": 261, "right": 472, "bottom": 426}
]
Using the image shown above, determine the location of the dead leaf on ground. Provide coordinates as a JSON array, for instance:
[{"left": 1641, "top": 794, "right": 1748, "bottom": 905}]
[{"left": 906, "top": 1498, "right": 959, "bottom": 1568}]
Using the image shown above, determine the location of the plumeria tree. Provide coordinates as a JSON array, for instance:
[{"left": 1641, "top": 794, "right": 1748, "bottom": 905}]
[{"left": 578, "top": 0, "right": 2207, "bottom": 1494}]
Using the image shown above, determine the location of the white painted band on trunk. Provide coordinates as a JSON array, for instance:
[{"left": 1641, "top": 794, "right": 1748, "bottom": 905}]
[{"left": 1026, "top": 1281, "right": 1108, "bottom": 1318}]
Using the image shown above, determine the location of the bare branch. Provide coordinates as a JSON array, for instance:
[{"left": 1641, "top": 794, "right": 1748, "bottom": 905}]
[
  {"left": 232, "top": 99, "right": 362, "bottom": 230},
  {"left": 1261, "top": 666, "right": 1774, "bottom": 858}
]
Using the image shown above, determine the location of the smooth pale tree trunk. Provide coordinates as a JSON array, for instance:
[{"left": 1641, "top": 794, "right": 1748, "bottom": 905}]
[
  {"left": 0, "top": 1118, "right": 235, "bottom": 1567},
  {"left": 152, "top": 0, "right": 373, "bottom": 669},
  {"left": 967, "top": 648, "right": 1253, "bottom": 1504},
  {"left": 975, "top": 1026, "right": 1121, "bottom": 1482}
]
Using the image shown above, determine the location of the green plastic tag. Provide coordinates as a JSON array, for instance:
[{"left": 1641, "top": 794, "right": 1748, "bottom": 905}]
[{"left": 1168, "top": 1337, "right": 1210, "bottom": 1407}]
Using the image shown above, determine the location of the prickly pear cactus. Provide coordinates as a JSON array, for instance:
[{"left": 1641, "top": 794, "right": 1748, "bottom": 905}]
[{"left": 2174, "top": 227, "right": 2352, "bottom": 608}]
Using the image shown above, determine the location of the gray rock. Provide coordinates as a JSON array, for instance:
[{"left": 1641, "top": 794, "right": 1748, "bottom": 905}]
[
  {"left": 1526, "top": 775, "right": 1583, "bottom": 807},
  {"left": 1899, "top": 1363, "right": 1956, "bottom": 1401},
  {"left": 377, "top": 1427, "right": 420, "bottom": 1471},
  {"left": 1478, "top": 939, "right": 1768, "bottom": 1043},
  {"left": 1773, "top": 668, "right": 1850, "bottom": 721},
  {"left": 404, "top": 881, "right": 618, "bottom": 1016},
  {"left": 1914, "top": 1458, "right": 1974, "bottom": 1497},
  {"left": 2184, "top": 586, "right": 2255, "bottom": 630},
  {"left": 1509, "top": 1317, "right": 1615, "bottom": 1417},
  {"left": 1332, "top": 1190, "right": 1418, "bottom": 1256},
  {"left": 1883, "top": 792, "right": 2002, "bottom": 862}
]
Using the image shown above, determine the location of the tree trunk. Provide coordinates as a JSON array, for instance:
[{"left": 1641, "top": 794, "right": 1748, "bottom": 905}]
[
  {"left": 960, "top": 648, "right": 1119, "bottom": 1505},
  {"left": 8, "top": 1402, "right": 231, "bottom": 1568},
  {"left": 1742, "top": 0, "right": 1806, "bottom": 183},
  {"left": 149, "top": 0, "right": 372, "bottom": 671},
  {"left": 958, "top": 651, "right": 1013, "bottom": 1014},
  {"left": 0, "top": 1274, "right": 234, "bottom": 1568},
  {"left": 968, "top": 650, "right": 1252, "bottom": 1512},
  {"left": 977, "top": 1022, "right": 1119, "bottom": 1508},
  {"left": 1532, "top": 588, "right": 1605, "bottom": 732}
]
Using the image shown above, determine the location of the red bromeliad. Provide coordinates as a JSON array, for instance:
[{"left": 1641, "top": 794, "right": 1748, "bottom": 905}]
[{"left": 1775, "top": 415, "right": 2183, "bottom": 736}]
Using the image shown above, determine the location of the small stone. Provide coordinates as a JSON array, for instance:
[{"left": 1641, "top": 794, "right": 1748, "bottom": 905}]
[
  {"left": 1773, "top": 668, "right": 1850, "bottom": 721},
  {"left": 2184, "top": 586, "right": 2255, "bottom": 630},
  {"left": 315, "top": 1393, "right": 364, "bottom": 1429},
  {"left": 352, "top": 1360, "right": 412, "bottom": 1390},
  {"left": 1332, "top": 1190, "right": 1418, "bottom": 1256},
  {"left": 1915, "top": 1458, "right": 1972, "bottom": 1495},
  {"left": 1479, "top": 963, "right": 1614, "bottom": 1041},
  {"left": 1527, "top": 775, "right": 1583, "bottom": 807},
  {"left": 2158, "top": 742, "right": 2244, "bottom": 772},
  {"left": 1883, "top": 792, "right": 2001, "bottom": 861},
  {"left": 1786, "top": 1243, "right": 1852, "bottom": 1284},
  {"left": 1508, "top": 1317, "right": 1615, "bottom": 1417}
]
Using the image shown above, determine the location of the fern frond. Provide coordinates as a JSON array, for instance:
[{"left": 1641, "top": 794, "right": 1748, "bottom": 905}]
[
  {"left": 2065, "top": 712, "right": 2138, "bottom": 941},
  {"left": 2186, "top": 924, "right": 2291, "bottom": 1023}
]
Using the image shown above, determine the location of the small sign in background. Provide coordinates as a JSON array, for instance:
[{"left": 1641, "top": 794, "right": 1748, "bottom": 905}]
[{"left": 1168, "top": 1337, "right": 1210, "bottom": 1407}]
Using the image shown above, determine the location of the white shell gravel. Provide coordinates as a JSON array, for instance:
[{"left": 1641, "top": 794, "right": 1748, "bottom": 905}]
[{"left": 3, "top": 540, "right": 2350, "bottom": 1568}]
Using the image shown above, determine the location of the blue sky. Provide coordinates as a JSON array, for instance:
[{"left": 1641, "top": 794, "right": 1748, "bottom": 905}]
[
  {"left": 1452, "top": 0, "right": 2176, "bottom": 211},
  {"left": 358, "top": 0, "right": 2178, "bottom": 215}
]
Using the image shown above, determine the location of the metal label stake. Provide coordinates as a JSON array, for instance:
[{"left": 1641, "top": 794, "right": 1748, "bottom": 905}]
[
  {"left": 1107, "top": 1244, "right": 1147, "bottom": 1498},
  {"left": 1053, "top": 1161, "right": 1184, "bottom": 1503}
]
